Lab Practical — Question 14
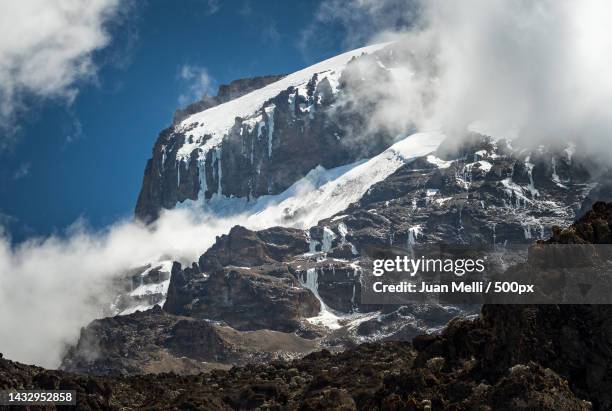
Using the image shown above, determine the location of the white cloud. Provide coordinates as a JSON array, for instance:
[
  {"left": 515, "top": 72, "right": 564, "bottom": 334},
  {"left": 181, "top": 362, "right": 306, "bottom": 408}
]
[
  {"left": 300, "top": 0, "right": 420, "bottom": 56},
  {"left": 0, "top": 0, "right": 122, "bottom": 141},
  {"left": 320, "top": 0, "right": 612, "bottom": 163},
  {"left": 177, "top": 64, "right": 215, "bottom": 106},
  {"left": 0, "top": 207, "right": 248, "bottom": 368}
]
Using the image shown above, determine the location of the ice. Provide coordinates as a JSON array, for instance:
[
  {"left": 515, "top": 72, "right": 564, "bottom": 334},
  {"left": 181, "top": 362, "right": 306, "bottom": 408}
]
[
  {"left": 175, "top": 43, "right": 393, "bottom": 162},
  {"left": 299, "top": 268, "right": 342, "bottom": 330},
  {"left": 180, "top": 131, "right": 446, "bottom": 231},
  {"left": 322, "top": 227, "right": 337, "bottom": 253},
  {"left": 244, "top": 131, "right": 447, "bottom": 229},
  {"left": 427, "top": 155, "right": 453, "bottom": 169},
  {"left": 524, "top": 157, "right": 539, "bottom": 197},
  {"left": 264, "top": 105, "right": 275, "bottom": 158}
]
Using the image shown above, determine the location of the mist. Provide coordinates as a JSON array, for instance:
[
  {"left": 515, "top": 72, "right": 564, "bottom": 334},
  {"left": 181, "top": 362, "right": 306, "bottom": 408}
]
[
  {"left": 0, "top": 208, "right": 251, "bottom": 368},
  {"left": 337, "top": 0, "right": 612, "bottom": 163},
  {"left": 0, "top": 173, "right": 334, "bottom": 368}
]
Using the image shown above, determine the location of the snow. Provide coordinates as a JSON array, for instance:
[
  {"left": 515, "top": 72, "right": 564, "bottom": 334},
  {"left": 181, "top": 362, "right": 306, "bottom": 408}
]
[
  {"left": 523, "top": 157, "right": 540, "bottom": 197},
  {"left": 337, "top": 222, "right": 348, "bottom": 238},
  {"left": 119, "top": 303, "right": 161, "bottom": 316},
  {"left": 474, "top": 160, "right": 493, "bottom": 173},
  {"left": 244, "top": 131, "right": 447, "bottom": 229},
  {"left": 130, "top": 277, "right": 170, "bottom": 297},
  {"left": 564, "top": 142, "right": 576, "bottom": 162},
  {"left": 181, "top": 131, "right": 446, "bottom": 231},
  {"left": 501, "top": 178, "right": 532, "bottom": 207},
  {"left": 174, "top": 43, "right": 392, "bottom": 161},
  {"left": 427, "top": 155, "right": 453, "bottom": 169},
  {"left": 551, "top": 157, "right": 568, "bottom": 189},
  {"left": 115, "top": 261, "right": 173, "bottom": 316},
  {"left": 300, "top": 266, "right": 375, "bottom": 330}
]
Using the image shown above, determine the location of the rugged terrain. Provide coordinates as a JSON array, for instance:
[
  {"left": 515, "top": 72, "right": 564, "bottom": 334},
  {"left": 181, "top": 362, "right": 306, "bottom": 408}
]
[
  {"left": 3, "top": 202, "right": 611, "bottom": 410},
  {"left": 6, "top": 41, "right": 610, "bottom": 408},
  {"left": 62, "top": 42, "right": 612, "bottom": 376}
]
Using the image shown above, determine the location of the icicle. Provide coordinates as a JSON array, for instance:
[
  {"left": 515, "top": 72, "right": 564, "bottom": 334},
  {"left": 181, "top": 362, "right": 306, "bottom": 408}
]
[
  {"left": 265, "top": 105, "right": 275, "bottom": 158},
  {"left": 197, "top": 149, "right": 207, "bottom": 202},
  {"left": 407, "top": 226, "right": 422, "bottom": 255},
  {"left": 305, "top": 230, "right": 319, "bottom": 253},
  {"left": 322, "top": 227, "right": 336, "bottom": 253},
  {"left": 216, "top": 147, "right": 222, "bottom": 195}
]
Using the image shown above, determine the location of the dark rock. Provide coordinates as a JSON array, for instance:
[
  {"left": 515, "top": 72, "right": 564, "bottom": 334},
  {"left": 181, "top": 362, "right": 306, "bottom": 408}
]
[
  {"left": 173, "top": 75, "right": 286, "bottom": 124},
  {"left": 198, "top": 225, "right": 309, "bottom": 272},
  {"left": 61, "top": 305, "right": 319, "bottom": 376},
  {"left": 165, "top": 265, "right": 320, "bottom": 332}
]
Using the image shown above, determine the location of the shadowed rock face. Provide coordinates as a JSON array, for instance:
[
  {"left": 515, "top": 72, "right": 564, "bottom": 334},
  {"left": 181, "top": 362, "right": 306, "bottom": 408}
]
[
  {"left": 134, "top": 61, "right": 398, "bottom": 223},
  {"left": 68, "top": 130, "right": 610, "bottom": 381},
  {"left": 165, "top": 265, "right": 320, "bottom": 332},
  {"left": 163, "top": 225, "right": 320, "bottom": 332},
  {"left": 312, "top": 134, "right": 595, "bottom": 255},
  {"left": 413, "top": 201, "right": 612, "bottom": 410},
  {"left": 60, "top": 305, "right": 319, "bottom": 376},
  {"left": 197, "top": 225, "right": 310, "bottom": 272}
]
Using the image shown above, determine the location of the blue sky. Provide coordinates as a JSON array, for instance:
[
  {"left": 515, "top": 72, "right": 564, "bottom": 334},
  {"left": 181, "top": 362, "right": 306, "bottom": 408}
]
[{"left": 0, "top": 0, "right": 356, "bottom": 242}]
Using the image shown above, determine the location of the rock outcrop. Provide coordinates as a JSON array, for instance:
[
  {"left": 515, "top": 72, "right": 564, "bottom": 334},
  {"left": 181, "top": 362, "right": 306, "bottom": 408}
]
[{"left": 61, "top": 305, "right": 319, "bottom": 376}]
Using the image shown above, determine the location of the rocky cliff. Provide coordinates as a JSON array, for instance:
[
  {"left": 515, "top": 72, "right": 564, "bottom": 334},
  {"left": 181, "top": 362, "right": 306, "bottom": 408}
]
[{"left": 135, "top": 44, "right": 396, "bottom": 222}]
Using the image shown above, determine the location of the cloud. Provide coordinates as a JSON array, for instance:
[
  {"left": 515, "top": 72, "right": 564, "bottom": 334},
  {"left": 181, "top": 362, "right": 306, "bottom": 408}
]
[
  {"left": 177, "top": 64, "right": 216, "bottom": 106},
  {"left": 238, "top": 1, "right": 252, "bottom": 17},
  {"left": 0, "top": 212, "right": 17, "bottom": 237},
  {"left": 261, "top": 23, "right": 281, "bottom": 45},
  {"left": 12, "top": 162, "right": 30, "bottom": 180},
  {"left": 205, "top": 0, "right": 221, "bottom": 15},
  {"left": 0, "top": 207, "right": 250, "bottom": 368},
  {"left": 299, "top": 0, "right": 420, "bottom": 57},
  {"left": 0, "top": 178, "right": 336, "bottom": 368},
  {"left": 63, "top": 113, "right": 84, "bottom": 146},
  {"left": 322, "top": 0, "right": 612, "bottom": 164},
  {"left": 0, "top": 0, "right": 122, "bottom": 143}
]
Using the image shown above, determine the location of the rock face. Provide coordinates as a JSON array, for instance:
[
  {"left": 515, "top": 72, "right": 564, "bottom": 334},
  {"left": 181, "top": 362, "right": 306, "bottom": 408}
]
[
  {"left": 134, "top": 44, "right": 397, "bottom": 222},
  {"left": 172, "top": 75, "right": 286, "bottom": 124},
  {"left": 6, "top": 201, "right": 609, "bottom": 409},
  {"left": 197, "top": 225, "right": 310, "bottom": 272},
  {"left": 163, "top": 226, "right": 320, "bottom": 332},
  {"left": 70, "top": 131, "right": 605, "bottom": 376},
  {"left": 61, "top": 305, "right": 319, "bottom": 376},
  {"left": 311, "top": 134, "right": 593, "bottom": 254},
  {"left": 165, "top": 264, "right": 320, "bottom": 332}
]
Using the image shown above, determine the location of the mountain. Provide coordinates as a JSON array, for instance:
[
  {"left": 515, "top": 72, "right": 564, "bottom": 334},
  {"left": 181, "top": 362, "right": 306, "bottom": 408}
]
[
  {"left": 54, "top": 42, "right": 612, "bottom": 379},
  {"left": 4, "top": 201, "right": 612, "bottom": 409},
  {"left": 135, "top": 43, "right": 395, "bottom": 222}
]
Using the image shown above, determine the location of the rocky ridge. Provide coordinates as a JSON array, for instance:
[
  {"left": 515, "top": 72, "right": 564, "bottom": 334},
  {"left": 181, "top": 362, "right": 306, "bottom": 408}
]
[{"left": 4, "top": 202, "right": 612, "bottom": 409}]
